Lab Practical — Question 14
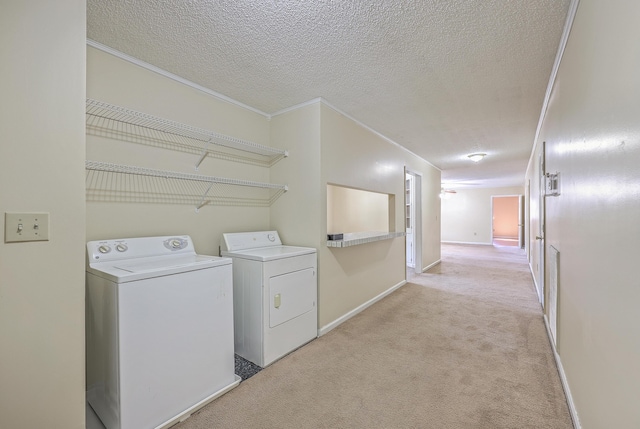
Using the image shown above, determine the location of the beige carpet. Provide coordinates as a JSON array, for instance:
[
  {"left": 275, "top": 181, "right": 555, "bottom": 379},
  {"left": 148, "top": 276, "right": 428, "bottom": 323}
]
[{"left": 176, "top": 243, "right": 573, "bottom": 429}]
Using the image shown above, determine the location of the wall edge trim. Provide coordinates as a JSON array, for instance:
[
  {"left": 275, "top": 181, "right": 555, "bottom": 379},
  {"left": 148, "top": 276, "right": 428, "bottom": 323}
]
[
  {"left": 320, "top": 98, "right": 440, "bottom": 170},
  {"left": 273, "top": 97, "right": 439, "bottom": 170},
  {"left": 527, "top": 0, "right": 581, "bottom": 175},
  {"left": 441, "top": 241, "right": 493, "bottom": 246},
  {"left": 422, "top": 259, "right": 441, "bottom": 273},
  {"left": 270, "top": 97, "right": 323, "bottom": 117},
  {"left": 529, "top": 261, "right": 544, "bottom": 306},
  {"left": 318, "top": 280, "right": 407, "bottom": 336},
  {"left": 86, "top": 39, "right": 271, "bottom": 118},
  {"left": 543, "top": 315, "right": 582, "bottom": 429}
]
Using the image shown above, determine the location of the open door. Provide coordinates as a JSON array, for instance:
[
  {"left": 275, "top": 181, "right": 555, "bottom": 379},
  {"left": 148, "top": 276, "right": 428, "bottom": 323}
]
[
  {"left": 405, "top": 169, "right": 422, "bottom": 274},
  {"left": 536, "top": 142, "right": 546, "bottom": 307},
  {"left": 405, "top": 173, "right": 414, "bottom": 268},
  {"left": 518, "top": 195, "right": 525, "bottom": 249}
]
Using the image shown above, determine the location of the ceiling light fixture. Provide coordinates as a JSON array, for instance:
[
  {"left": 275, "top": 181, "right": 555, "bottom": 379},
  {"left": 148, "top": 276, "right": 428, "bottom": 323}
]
[
  {"left": 440, "top": 188, "right": 457, "bottom": 199},
  {"left": 467, "top": 153, "right": 486, "bottom": 162}
]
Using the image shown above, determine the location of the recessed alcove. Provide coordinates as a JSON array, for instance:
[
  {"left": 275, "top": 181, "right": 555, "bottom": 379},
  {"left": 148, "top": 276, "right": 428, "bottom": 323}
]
[{"left": 326, "top": 184, "right": 403, "bottom": 247}]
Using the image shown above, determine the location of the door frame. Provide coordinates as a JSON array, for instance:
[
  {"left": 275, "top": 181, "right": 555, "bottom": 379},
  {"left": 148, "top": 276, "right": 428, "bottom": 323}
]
[
  {"left": 405, "top": 168, "right": 422, "bottom": 274},
  {"left": 405, "top": 172, "right": 415, "bottom": 268},
  {"left": 537, "top": 142, "right": 546, "bottom": 307},
  {"left": 518, "top": 194, "right": 525, "bottom": 248},
  {"left": 490, "top": 194, "right": 523, "bottom": 246}
]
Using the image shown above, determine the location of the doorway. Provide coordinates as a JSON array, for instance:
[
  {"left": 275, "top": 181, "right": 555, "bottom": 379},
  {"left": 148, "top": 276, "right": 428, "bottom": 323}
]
[
  {"left": 405, "top": 169, "right": 422, "bottom": 274},
  {"left": 405, "top": 173, "right": 415, "bottom": 268},
  {"left": 491, "top": 195, "right": 523, "bottom": 247}
]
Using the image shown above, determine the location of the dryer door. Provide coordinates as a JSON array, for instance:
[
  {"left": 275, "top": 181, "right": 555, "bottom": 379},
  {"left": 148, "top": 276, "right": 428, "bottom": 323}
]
[{"left": 269, "top": 268, "right": 316, "bottom": 328}]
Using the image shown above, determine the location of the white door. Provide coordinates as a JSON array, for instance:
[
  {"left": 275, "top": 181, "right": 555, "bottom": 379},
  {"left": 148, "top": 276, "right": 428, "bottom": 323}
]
[
  {"left": 405, "top": 173, "right": 414, "bottom": 268},
  {"left": 537, "top": 143, "right": 546, "bottom": 307},
  {"left": 405, "top": 169, "right": 423, "bottom": 274},
  {"left": 518, "top": 195, "right": 525, "bottom": 248}
]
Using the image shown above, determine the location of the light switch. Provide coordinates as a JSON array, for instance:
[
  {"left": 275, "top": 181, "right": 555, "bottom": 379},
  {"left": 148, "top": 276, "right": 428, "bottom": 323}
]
[{"left": 5, "top": 212, "right": 49, "bottom": 243}]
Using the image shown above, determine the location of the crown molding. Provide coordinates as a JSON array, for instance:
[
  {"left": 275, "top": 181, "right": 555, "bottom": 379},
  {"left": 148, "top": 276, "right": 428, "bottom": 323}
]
[
  {"left": 86, "top": 39, "right": 270, "bottom": 118},
  {"left": 273, "top": 97, "right": 438, "bottom": 170},
  {"left": 87, "top": 39, "right": 437, "bottom": 169},
  {"left": 270, "top": 98, "right": 323, "bottom": 117},
  {"left": 320, "top": 98, "right": 439, "bottom": 170},
  {"left": 527, "top": 0, "right": 581, "bottom": 174}
]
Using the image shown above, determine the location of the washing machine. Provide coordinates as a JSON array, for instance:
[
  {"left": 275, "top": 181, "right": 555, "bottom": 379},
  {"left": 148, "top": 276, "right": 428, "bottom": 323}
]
[
  {"left": 86, "top": 235, "right": 240, "bottom": 429},
  {"left": 220, "top": 231, "right": 317, "bottom": 367}
]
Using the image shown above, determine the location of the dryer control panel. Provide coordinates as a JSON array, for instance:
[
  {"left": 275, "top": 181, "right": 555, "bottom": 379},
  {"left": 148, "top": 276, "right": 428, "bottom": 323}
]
[{"left": 221, "top": 231, "right": 283, "bottom": 252}]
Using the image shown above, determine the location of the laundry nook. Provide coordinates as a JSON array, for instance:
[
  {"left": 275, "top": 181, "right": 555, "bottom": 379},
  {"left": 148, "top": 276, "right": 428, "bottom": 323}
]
[{"left": 7, "top": 1, "right": 639, "bottom": 428}]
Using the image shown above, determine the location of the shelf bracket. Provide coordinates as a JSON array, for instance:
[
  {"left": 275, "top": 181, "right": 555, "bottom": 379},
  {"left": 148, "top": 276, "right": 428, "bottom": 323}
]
[
  {"left": 195, "top": 181, "right": 215, "bottom": 213},
  {"left": 195, "top": 138, "right": 213, "bottom": 171}
]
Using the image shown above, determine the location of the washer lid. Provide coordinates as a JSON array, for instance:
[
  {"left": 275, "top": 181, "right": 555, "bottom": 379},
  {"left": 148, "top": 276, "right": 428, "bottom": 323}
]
[
  {"left": 221, "top": 245, "right": 316, "bottom": 262},
  {"left": 87, "top": 254, "right": 231, "bottom": 283}
]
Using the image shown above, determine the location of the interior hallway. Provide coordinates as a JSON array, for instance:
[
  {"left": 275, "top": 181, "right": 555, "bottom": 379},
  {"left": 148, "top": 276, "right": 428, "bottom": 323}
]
[{"left": 164, "top": 243, "right": 572, "bottom": 429}]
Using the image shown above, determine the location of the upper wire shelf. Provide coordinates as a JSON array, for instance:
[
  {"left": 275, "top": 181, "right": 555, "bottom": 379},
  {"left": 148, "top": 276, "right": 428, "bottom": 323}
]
[
  {"left": 86, "top": 99, "right": 288, "bottom": 168},
  {"left": 85, "top": 161, "right": 288, "bottom": 210}
]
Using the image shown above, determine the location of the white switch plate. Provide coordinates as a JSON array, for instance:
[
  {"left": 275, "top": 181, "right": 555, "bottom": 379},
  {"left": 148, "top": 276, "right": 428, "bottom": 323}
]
[{"left": 4, "top": 212, "right": 49, "bottom": 243}]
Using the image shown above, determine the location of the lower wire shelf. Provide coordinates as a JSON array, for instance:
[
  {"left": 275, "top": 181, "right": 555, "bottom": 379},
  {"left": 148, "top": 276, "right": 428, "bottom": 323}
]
[{"left": 85, "top": 160, "right": 287, "bottom": 209}]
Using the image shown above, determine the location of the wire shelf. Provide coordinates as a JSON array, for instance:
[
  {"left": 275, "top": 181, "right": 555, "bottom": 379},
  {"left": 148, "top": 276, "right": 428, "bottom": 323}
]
[
  {"left": 85, "top": 161, "right": 288, "bottom": 209},
  {"left": 86, "top": 99, "right": 288, "bottom": 167}
]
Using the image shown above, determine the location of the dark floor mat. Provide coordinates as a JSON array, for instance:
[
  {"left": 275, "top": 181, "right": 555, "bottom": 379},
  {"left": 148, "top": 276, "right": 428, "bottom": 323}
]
[{"left": 234, "top": 354, "right": 262, "bottom": 381}]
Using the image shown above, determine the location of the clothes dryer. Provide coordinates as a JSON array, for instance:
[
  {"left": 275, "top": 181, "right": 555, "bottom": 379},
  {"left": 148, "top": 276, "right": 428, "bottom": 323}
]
[{"left": 221, "top": 231, "right": 317, "bottom": 367}]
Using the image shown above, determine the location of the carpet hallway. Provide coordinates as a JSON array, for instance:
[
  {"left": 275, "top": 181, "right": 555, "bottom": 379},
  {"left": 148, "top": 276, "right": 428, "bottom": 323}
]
[{"left": 176, "top": 243, "right": 573, "bottom": 429}]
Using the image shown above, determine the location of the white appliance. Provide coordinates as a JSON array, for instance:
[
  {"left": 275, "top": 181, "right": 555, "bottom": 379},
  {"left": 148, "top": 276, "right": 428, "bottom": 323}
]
[
  {"left": 86, "top": 235, "right": 240, "bottom": 429},
  {"left": 220, "top": 231, "right": 317, "bottom": 367}
]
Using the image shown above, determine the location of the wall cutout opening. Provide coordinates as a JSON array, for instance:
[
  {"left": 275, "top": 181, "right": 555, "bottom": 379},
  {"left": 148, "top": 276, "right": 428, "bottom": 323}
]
[{"left": 327, "top": 184, "right": 395, "bottom": 236}]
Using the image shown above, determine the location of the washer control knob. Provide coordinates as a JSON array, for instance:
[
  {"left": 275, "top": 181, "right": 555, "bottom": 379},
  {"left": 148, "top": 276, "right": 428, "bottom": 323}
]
[
  {"left": 267, "top": 233, "right": 275, "bottom": 242},
  {"left": 164, "top": 237, "right": 187, "bottom": 250},
  {"left": 98, "top": 245, "right": 111, "bottom": 254},
  {"left": 116, "top": 243, "right": 128, "bottom": 252}
]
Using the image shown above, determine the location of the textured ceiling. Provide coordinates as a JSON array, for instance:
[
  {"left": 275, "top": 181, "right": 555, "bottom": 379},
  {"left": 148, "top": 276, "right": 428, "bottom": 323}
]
[{"left": 87, "top": 0, "right": 571, "bottom": 189}]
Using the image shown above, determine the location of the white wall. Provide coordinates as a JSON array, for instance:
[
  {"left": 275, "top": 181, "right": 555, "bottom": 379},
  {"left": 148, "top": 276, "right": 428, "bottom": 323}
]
[
  {"left": 271, "top": 101, "right": 441, "bottom": 330},
  {"left": 417, "top": 163, "right": 442, "bottom": 270},
  {"left": 86, "top": 47, "right": 274, "bottom": 255},
  {"left": 0, "top": 1, "right": 86, "bottom": 428},
  {"left": 526, "top": 0, "right": 640, "bottom": 426},
  {"left": 327, "top": 185, "right": 389, "bottom": 234},
  {"left": 318, "top": 104, "right": 407, "bottom": 328},
  {"left": 527, "top": 147, "right": 544, "bottom": 300},
  {"left": 319, "top": 104, "right": 441, "bottom": 328},
  {"left": 442, "top": 186, "right": 524, "bottom": 244},
  {"left": 269, "top": 102, "right": 322, "bottom": 248}
]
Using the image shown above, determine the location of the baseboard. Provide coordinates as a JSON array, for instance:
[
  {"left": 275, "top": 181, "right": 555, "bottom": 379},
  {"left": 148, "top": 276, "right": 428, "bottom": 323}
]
[
  {"left": 422, "top": 259, "right": 441, "bottom": 273},
  {"left": 318, "top": 279, "right": 407, "bottom": 336},
  {"left": 528, "top": 262, "right": 544, "bottom": 308},
  {"left": 528, "top": 261, "right": 538, "bottom": 291},
  {"left": 543, "top": 315, "right": 581, "bottom": 429},
  {"left": 441, "top": 240, "right": 492, "bottom": 246}
]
